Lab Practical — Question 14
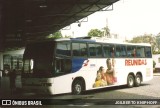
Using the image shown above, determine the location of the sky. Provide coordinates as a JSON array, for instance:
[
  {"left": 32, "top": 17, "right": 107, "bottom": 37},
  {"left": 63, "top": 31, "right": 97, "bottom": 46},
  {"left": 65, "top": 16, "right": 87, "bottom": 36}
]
[{"left": 61, "top": 0, "right": 160, "bottom": 40}]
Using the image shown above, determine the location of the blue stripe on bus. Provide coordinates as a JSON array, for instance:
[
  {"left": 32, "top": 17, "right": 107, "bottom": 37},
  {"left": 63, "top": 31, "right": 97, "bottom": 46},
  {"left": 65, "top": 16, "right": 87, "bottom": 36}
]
[{"left": 72, "top": 58, "right": 88, "bottom": 73}]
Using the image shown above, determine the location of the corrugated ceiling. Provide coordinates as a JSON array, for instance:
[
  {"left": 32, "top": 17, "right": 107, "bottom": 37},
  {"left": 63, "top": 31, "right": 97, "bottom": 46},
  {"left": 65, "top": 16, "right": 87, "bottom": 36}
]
[{"left": 0, "top": 0, "right": 119, "bottom": 49}]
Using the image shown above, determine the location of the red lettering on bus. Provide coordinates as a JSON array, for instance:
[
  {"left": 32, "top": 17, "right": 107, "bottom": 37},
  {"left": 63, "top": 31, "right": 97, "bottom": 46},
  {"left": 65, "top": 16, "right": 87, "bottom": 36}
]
[
  {"left": 125, "top": 59, "right": 147, "bottom": 66},
  {"left": 145, "top": 59, "right": 147, "bottom": 65},
  {"left": 133, "top": 59, "right": 138, "bottom": 65}
]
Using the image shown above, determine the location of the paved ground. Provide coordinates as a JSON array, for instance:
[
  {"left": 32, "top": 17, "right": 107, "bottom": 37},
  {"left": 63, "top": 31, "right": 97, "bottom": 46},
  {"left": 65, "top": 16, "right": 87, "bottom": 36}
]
[
  {"left": 0, "top": 73, "right": 160, "bottom": 108},
  {"left": 0, "top": 72, "right": 160, "bottom": 98}
]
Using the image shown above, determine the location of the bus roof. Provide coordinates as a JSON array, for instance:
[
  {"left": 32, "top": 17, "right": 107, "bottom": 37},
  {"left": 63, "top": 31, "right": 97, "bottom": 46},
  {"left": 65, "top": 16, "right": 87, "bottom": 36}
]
[
  {"left": 26, "top": 37, "right": 151, "bottom": 47},
  {"left": 54, "top": 37, "right": 151, "bottom": 46}
]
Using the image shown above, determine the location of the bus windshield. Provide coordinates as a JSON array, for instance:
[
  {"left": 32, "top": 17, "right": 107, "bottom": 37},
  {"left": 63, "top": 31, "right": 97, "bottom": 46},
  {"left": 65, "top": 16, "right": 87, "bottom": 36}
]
[{"left": 23, "top": 42, "right": 54, "bottom": 77}]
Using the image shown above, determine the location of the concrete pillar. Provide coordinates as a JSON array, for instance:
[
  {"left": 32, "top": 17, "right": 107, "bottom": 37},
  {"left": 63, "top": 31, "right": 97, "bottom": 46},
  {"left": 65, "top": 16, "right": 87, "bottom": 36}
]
[{"left": 1, "top": 76, "right": 11, "bottom": 96}]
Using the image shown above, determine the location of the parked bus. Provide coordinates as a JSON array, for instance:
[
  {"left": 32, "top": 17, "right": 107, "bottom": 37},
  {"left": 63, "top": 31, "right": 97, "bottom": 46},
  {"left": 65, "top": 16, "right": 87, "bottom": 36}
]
[{"left": 21, "top": 37, "right": 153, "bottom": 95}]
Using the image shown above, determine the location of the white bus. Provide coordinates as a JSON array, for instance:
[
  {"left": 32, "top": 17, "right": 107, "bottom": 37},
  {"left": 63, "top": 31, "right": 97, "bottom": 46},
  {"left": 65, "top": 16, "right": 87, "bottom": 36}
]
[{"left": 22, "top": 38, "right": 153, "bottom": 95}]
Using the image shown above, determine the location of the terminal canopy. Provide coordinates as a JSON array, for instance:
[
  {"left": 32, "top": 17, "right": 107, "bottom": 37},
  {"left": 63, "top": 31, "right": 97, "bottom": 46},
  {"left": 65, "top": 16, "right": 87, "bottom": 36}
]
[{"left": 0, "top": 0, "right": 119, "bottom": 50}]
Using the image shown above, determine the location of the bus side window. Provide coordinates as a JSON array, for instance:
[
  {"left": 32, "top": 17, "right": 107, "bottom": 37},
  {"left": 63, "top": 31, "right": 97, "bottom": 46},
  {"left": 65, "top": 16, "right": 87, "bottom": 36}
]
[
  {"left": 127, "top": 46, "right": 136, "bottom": 57},
  {"left": 115, "top": 45, "right": 120, "bottom": 57},
  {"left": 103, "top": 44, "right": 114, "bottom": 58},
  {"left": 115, "top": 45, "right": 126, "bottom": 57},
  {"left": 145, "top": 47, "right": 152, "bottom": 58},
  {"left": 127, "top": 46, "right": 132, "bottom": 57},
  {"left": 55, "top": 58, "right": 71, "bottom": 74},
  {"left": 122, "top": 46, "right": 127, "bottom": 57},
  {"left": 116, "top": 52, "right": 120, "bottom": 57},
  {"left": 96, "top": 44, "right": 103, "bottom": 57},
  {"left": 56, "top": 42, "right": 71, "bottom": 56},
  {"left": 72, "top": 43, "right": 87, "bottom": 57},
  {"left": 80, "top": 43, "right": 87, "bottom": 57},
  {"left": 90, "top": 47, "right": 96, "bottom": 57},
  {"left": 89, "top": 44, "right": 96, "bottom": 57},
  {"left": 137, "top": 46, "right": 145, "bottom": 58},
  {"left": 103, "top": 45, "right": 110, "bottom": 57},
  {"left": 72, "top": 43, "right": 80, "bottom": 57}
]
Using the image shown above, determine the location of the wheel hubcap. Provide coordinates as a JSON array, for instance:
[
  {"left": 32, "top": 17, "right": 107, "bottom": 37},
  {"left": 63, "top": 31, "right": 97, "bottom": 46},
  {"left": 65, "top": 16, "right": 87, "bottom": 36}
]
[
  {"left": 136, "top": 77, "right": 141, "bottom": 84},
  {"left": 129, "top": 78, "right": 133, "bottom": 86},
  {"left": 75, "top": 84, "right": 81, "bottom": 94}
]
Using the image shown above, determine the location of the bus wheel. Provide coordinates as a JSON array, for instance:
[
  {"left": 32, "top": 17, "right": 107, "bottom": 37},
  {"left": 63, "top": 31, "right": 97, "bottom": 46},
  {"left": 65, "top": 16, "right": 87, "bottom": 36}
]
[
  {"left": 72, "top": 80, "right": 84, "bottom": 95},
  {"left": 135, "top": 74, "right": 142, "bottom": 87},
  {"left": 127, "top": 74, "right": 134, "bottom": 88}
]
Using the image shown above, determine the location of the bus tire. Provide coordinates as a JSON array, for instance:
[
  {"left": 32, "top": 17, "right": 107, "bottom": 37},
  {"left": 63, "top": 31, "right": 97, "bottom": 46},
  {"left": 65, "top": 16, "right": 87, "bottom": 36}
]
[
  {"left": 72, "top": 79, "right": 84, "bottom": 95},
  {"left": 127, "top": 74, "right": 135, "bottom": 88},
  {"left": 135, "top": 74, "right": 142, "bottom": 87}
]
